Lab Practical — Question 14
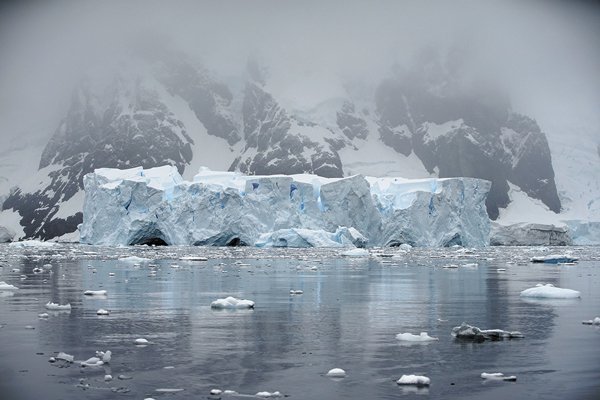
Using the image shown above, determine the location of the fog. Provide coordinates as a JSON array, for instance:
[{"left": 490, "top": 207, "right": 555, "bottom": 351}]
[{"left": 0, "top": 0, "right": 599, "bottom": 143}]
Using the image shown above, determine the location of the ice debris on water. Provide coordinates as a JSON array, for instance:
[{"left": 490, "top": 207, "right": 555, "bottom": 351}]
[
  {"left": 38, "top": 313, "right": 49, "bottom": 318},
  {"left": 341, "top": 248, "right": 369, "bottom": 257},
  {"left": 56, "top": 352, "right": 74, "bottom": 362},
  {"left": 289, "top": 290, "right": 303, "bottom": 295},
  {"left": 104, "top": 374, "right": 112, "bottom": 381},
  {"left": 396, "top": 374, "right": 431, "bottom": 386},
  {"left": 45, "top": 302, "right": 71, "bottom": 310},
  {"left": 84, "top": 290, "right": 107, "bottom": 296},
  {"left": 530, "top": 254, "right": 578, "bottom": 264},
  {"left": 326, "top": 368, "right": 346, "bottom": 378},
  {"left": 211, "top": 296, "right": 255, "bottom": 309},
  {"left": 451, "top": 322, "right": 523, "bottom": 341},
  {"left": 0, "top": 281, "right": 18, "bottom": 290},
  {"left": 582, "top": 317, "right": 600, "bottom": 325},
  {"left": 96, "top": 309, "right": 109, "bottom": 315},
  {"left": 520, "top": 283, "right": 580, "bottom": 299},
  {"left": 396, "top": 332, "right": 439, "bottom": 342},
  {"left": 255, "top": 391, "right": 282, "bottom": 398},
  {"left": 481, "top": 372, "right": 517, "bottom": 381},
  {"left": 134, "top": 338, "right": 149, "bottom": 345}
]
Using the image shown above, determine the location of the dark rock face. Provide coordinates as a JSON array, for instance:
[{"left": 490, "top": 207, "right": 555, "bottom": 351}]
[
  {"left": 230, "top": 81, "right": 344, "bottom": 178},
  {"left": 375, "top": 52, "right": 561, "bottom": 219},
  {"left": 3, "top": 76, "right": 195, "bottom": 239},
  {"left": 337, "top": 101, "right": 368, "bottom": 140}
]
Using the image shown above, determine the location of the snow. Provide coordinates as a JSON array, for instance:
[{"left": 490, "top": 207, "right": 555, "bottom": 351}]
[
  {"left": 422, "top": 119, "right": 464, "bottom": 143},
  {"left": 395, "top": 332, "right": 438, "bottom": 342},
  {"left": 326, "top": 368, "right": 346, "bottom": 378},
  {"left": 396, "top": 375, "right": 431, "bottom": 386},
  {"left": 80, "top": 166, "right": 491, "bottom": 247},
  {"left": 520, "top": 284, "right": 581, "bottom": 299},
  {"left": 211, "top": 296, "right": 255, "bottom": 309}
]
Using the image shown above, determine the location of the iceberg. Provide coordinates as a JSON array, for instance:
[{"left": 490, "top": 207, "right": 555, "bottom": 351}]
[
  {"left": 396, "top": 375, "right": 430, "bottom": 386},
  {"left": 530, "top": 254, "right": 578, "bottom": 264},
  {"left": 396, "top": 332, "right": 438, "bottom": 342},
  {"left": 79, "top": 166, "right": 492, "bottom": 247},
  {"left": 481, "top": 372, "right": 517, "bottom": 381},
  {"left": 326, "top": 368, "right": 347, "bottom": 378},
  {"left": 520, "top": 283, "right": 580, "bottom": 299},
  {"left": 211, "top": 296, "right": 255, "bottom": 309},
  {"left": 45, "top": 302, "right": 71, "bottom": 310},
  {"left": 0, "top": 281, "right": 18, "bottom": 291},
  {"left": 451, "top": 322, "right": 523, "bottom": 341}
]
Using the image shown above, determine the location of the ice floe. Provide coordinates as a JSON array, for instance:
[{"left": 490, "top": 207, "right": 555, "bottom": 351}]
[
  {"left": 451, "top": 322, "right": 523, "bottom": 341},
  {"left": 530, "top": 254, "right": 578, "bottom": 264},
  {"left": 0, "top": 281, "right": 18, "bottom": 290},
  {"left": 211, "top": 296, "right": 255, "bottom": 309},
  {"left": 255, "top": 391, "right": 282, "bottom": 398},
  {"left": 326, "top": 368, "right": 347, "bottom": 378},
  {"left": 396, "top": 332, "right": 439, "bottom": 342},
  {"left": 84, "top": 290, "right": 107, "bottom": 296},
  {"left": 520, "top": 284, "right": 580, "bottom": 299},
  {"left": 396, "top": 374, "right": 431, "bottom": 386},
  {"left": 56, "top": 352, "right": 74, "bottom": 362},
  {"left": 481, "top": 372, "right": 517, "bottom": 381},
  {"left": 45, "top": 301, "right": 71, "bottom": 310},
  {"left": 582, "top": 317, "right": 600, "bottom": 325}
]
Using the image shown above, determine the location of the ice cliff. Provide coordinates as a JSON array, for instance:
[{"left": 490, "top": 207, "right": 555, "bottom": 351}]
[{"left": 79, "top": 166, "right": 491, "bottom": 247}]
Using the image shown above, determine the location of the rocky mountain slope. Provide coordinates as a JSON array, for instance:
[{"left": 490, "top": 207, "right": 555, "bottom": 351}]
[{"left": 0, "top": 51, "right": 564, "bottom": 241}]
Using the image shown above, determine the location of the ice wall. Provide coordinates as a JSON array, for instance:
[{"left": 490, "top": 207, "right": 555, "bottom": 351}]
[{"left": 79, "top": 166, "right": 492, "bottom": 247}]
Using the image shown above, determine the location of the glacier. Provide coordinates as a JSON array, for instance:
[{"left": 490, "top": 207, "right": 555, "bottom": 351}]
[{"left": 79, "top": 166, "right": 491, "bottom": 247}]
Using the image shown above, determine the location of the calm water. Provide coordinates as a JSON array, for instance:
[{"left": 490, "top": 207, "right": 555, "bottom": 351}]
[{"left": 0, "top": 244, "right": 599, "bottom": 400}]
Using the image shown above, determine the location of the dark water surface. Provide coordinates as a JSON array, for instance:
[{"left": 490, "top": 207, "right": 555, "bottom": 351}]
[{"left": 0, "top": 244, "right": 599, "bottom": 400}]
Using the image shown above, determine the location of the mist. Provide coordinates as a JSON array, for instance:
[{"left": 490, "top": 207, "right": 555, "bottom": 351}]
[{"left": 0, "top": 0, "right": 599, "bottom": 143}]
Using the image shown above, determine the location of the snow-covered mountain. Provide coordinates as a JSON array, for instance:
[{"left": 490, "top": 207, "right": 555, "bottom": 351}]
[{"left": 0, "top": 48, "right": 593, "bottom": 242}]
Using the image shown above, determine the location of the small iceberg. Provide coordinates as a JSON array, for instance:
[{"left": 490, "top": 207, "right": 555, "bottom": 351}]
[
  {"left": 81, "top": 357, "right": 104, "bottom": 367},
  {"left": 582, "top": 317, "right": 600, "bottom": 325},
  {"left": 179, "top": 256, "right": 208, "bottom": 261},
  {"left": 119, "top": 256, "right": 149, "bottom": 263},
  {"left": 326, "top": 368, "right": 347, "bottom": 378},
  {"left": 255, "top": 391, "right": 282, "bottom": 398},
  {"left": 520, "top": 284, "right": 580, "bottom": 299},
  {"left": 0, "top": 281, "right": 18, "bottom": 290},
  {"left": 96, "top": 309, "right": 109, "bottom": 315},
  {"left": 531, "top": 254, "right": 578, "bottom": 264},
  {"left": 96, "top": 350, "right": 111, "bottom": 363},
  {"left": 134, "top": 338, "right": 149, "bottom": 345},
  {"left": 341, "top": 248, "right": 369, "bottom": 257},
  {"left": 56, "top": 352, "right": 74, "bottom": 362},
  {"left": 481, "top": 372, "right": 517, "bottom": 381},
  {"left": 451, "top": 322, "right": 523, "bottom": 341},
  {"left": 396, "top": 374, "right": 430, "bottom": 387},
  {"left": 289, "top": 290, "right": 303, "bottom": 295},
  {"left": 211, "top": 296, "right": 255, "bottom": 309},
  {"left": 396, "top": 332, "right": 439, "bottom": 342},
  {"left": 84, "top": 290, "right": 107, "bottom": 296},
  {"left": 45, "top": 302, "right": 71, "bottom": 311}
]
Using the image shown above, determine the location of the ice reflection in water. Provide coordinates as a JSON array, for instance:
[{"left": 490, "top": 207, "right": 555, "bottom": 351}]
[{"left": 0, "top": 244, "right": 599, "bottom": 400}]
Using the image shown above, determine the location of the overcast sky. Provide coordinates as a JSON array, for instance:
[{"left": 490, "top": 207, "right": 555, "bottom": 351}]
[{"left": 0, "top": 0, "right": 598, "bottom": 143}]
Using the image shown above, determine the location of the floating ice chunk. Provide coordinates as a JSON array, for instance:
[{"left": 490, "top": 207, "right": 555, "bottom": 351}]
[
  {"left": 9, "top": 240, "right": 56, "bottom": 248},
  {"left": 582, "top": 317, "right": 600, "bottom": 325},
  {"left": 462, "top": 263, "right": 478, "bottom": 268},
  {"left": 443, "top": 264, "right": 459, "bottom": 269},
  {"left": 326, "top": 368, "right": 347, "bottom": 378},
  {"left": 96, "top": 350, "right": 111, "bottom": 363},
  {"left": 210, "top": 389, "right": 222, "bottom": 395},
  {"left": 451, "top": 322, "right": 523, "bottom": 341},
  {"left": 255, "top": 391, "right": 282, "bottom": 398},
  {"left": 81, "top": 357, "right": 104, "bottom": 367},
  {"left": 211, "top": 296, "right": 255, "bottom": 309},
  {"left": 118, "top": 256, "right": 149, "bottom": 263},
  {"left": 97, "top": 309, "right": 109, "bottom": 315},
  {"left": 520, "top": 284, "right": 580, "bottom": 299},
  {"left": 38, "top": 313, "right": 49, "bottom": 318},
  {"left": 223, "top": 390, "right": 237, "bottom": 395},
  {"left": 481, "top": 372, "right": 517, "bottom": 381},
  {"left": 341, "top": 248, "right": 369, "bottom": 257},
  {"left": 290, "top": 290, "right": 304, "bottom": 295},
  {"left": 56, "top": 352, "right": 74, "bottom": 362},
  {"left": 134, "top": 338, "right": 149, "bottom": 345},
  {"left": 179, "top": 256, "right": 208, "bottom": 261},
  {"left": 104, "top": 374, "right": 112, "bottom": 381},
  {"left": 45, "top": 302, "right": 71, "bottom": 310},
  {"left": 396, "top": 374, "right": 430, "bottom": 386},
  {"left": 84, "top": 290, "right": 107, "bottom": 296},
  {"left": 0, "top": 281, "right": 18, "bottom": 290},
  {"left": 530, "top": 254, "right": 578, "bottom": 264},
  {"left": 155, "top": 388, "right": 184, "bottom": 393},
  {"left": 396, "top": 332, "right": 439, "bottom": 342}
]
